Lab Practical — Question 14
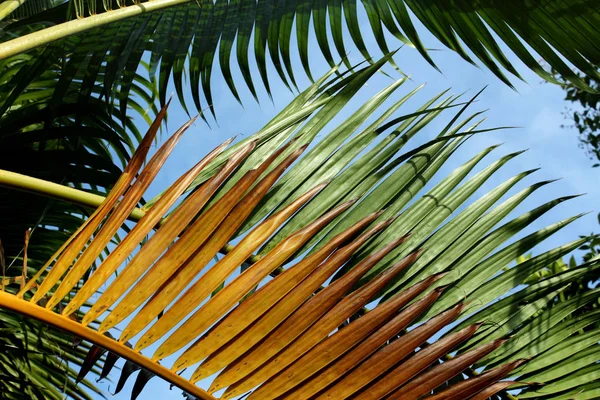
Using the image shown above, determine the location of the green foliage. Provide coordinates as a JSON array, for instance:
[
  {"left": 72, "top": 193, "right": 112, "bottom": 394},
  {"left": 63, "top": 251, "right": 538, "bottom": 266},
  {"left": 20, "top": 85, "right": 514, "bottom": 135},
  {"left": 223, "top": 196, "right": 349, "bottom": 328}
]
[
  {"left": 7, "top": 63, "right": 594, "bottom": 399},
  {"left": 503, "top": 252, "right": 600, "bottom": 399},
  {"left": 0, "top": 28, "right": 158, "bottom": 399},
  {"left": 0, "top": 308, "right": 102, "bottom": 399},
  {"left": 0, "top": 1, "right": 598, "bottom": 398},
  {"left": 555, "top": 67, "right": 600, "bottom": 285},
  {"left": 558, "top": 70, "right": 600, "bottom": 165},
  {"left": 2, "top": 0, "right": 600, "bottom": 122}
]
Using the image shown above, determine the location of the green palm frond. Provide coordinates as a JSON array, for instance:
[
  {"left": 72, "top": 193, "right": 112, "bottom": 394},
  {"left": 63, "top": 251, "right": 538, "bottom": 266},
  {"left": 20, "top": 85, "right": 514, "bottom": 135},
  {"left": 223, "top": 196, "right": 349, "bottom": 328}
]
[
  {"left": 0, "top": 310, "right": 102, "bottom": 400},
  {"left": 1, "top": 0, "right": 599, "bottom": 120},
  {"left": 1, "top": 61, "right": 598, "bottom": 399},
  {"left": 0, "top": 40, "right": 159, "bottom": 399},
  {"left": 0, "top": 35, "right": 159, "bottom": 261}
]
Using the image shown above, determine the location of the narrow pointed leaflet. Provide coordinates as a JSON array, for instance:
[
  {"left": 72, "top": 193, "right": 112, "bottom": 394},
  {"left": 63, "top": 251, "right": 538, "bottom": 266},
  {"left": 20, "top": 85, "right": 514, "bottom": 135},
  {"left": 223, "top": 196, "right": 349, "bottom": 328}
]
[
  {"left": 63, "top": 135, "right": 234, "bottom": 317},
  {"left": 361, "top": 322, "right": 485, "bottom": 400},
  {"left": 184, "top": 210, "right": 385, "bottom": 376},
  {"left": 125, "top": 144, "right": 309, "bottom": 345},
  {"left": 248, "top": 273, "right": 447, "bottom": 400},
  {"left": 1, "top": 64, "right": 597, "bottom": 400},
  {"left": 388, "top": 337, "right": 510, "bottom": 399},
  {"left": 31, "top": 101, "right": 171, "bottom": 305},
  {"left": 186, "top": 215, "right": 396, "bottom": 377},
  {"left": 47, "top": 116, "right": 197, "bottom": 310},
  {"left": 226, "top": 247, "right": 423, "bottom": 398},
  {"left": 152, "top": 199, "right": 355, "bottom": 361},
  {"left": 284, "top": 285, "right": 447, "bottom": 399},
  {"left": 86, "top": 139, "right": 256, "bottom": 329},
  {"left": 316, "top": 303, "right": 466, "bottom": 399},
  {"left": 422, "top": 359, "right": 527, "bottom": 400},
  {"left": 213, "top": 237, "right": 416, "bottom": 396}
]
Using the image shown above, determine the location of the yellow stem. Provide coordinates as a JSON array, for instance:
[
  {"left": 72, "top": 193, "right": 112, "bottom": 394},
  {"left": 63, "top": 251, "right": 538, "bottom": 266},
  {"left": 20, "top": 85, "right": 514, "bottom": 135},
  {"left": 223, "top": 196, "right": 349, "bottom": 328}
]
[
  {"left": 0, "top": 0, "right": 25, "bottom": 21},
  {"left": 0, "top": 169, "right": 264, "bottom": 264},
  {"left": 0, "top": 291, "right": 217, "bottom": 400},
  {"left": 0, "top": 169, "right": 145, "bottom": 220},
  {"left": 0, "top": 0, "right": 192, "bottom": 60}
]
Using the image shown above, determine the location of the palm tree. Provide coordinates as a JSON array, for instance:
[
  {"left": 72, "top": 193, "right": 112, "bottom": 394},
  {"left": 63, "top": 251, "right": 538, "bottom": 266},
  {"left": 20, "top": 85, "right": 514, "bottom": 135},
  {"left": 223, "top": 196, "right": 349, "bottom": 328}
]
[
  {"left": 2, "top": 63, "right": 599, "bottom": 399},
  {"left": 1, "top": 1, "right": 600, "bottom": 398}
]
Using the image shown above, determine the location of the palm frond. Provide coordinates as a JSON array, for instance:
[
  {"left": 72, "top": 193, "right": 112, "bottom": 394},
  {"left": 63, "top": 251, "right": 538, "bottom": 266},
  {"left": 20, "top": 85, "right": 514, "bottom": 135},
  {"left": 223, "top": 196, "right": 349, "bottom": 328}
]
[
  {"left": 1, "top": 0, "right": 600, "bottom": 121},
  {"left": 0, "top": 40, "right": 159, "bottom": 399},
  {"left": 1, "top": 63, "right": 598, "bottom": 400}
]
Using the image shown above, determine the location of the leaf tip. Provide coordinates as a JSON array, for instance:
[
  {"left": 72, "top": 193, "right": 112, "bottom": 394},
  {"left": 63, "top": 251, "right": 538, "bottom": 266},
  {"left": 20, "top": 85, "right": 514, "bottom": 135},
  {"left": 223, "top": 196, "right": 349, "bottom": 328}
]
[{"left": 434, "top": 284, "right": 451, "bottom": 293}]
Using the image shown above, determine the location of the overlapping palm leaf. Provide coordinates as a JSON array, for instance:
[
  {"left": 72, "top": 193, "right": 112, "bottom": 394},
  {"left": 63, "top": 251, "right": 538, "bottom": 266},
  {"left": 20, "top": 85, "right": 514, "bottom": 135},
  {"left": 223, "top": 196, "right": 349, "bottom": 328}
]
[
  {"left": 1, "top": 0, "right": 600, "bottom": 121},
  {"left": 0, "top": 36, "right": 159, "bottom": 263},
  {"left": 1, "top": 62, "right": 599, "bottom": 399},
  {"left": 0, "top": 38, "right": 159, "bottom": 399},
  {"left": 0, "top": 309, "right": 104, "bottom": 400}
]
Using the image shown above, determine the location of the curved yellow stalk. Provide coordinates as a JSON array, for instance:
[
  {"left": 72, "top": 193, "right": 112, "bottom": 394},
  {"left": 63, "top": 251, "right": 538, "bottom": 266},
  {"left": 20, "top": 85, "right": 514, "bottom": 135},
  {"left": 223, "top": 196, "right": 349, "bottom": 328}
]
[
  {"left": 0, "top": 0, "right": 194, "bottom": 60},
  {"left": 0, "top": 169, "right": 146, "bottom": 223},
  {"left": 0, "top": 291, "right": 216, "bottom": 400},
  {"left": 0, "top": 0, "right": 26, "bottom": 21}
]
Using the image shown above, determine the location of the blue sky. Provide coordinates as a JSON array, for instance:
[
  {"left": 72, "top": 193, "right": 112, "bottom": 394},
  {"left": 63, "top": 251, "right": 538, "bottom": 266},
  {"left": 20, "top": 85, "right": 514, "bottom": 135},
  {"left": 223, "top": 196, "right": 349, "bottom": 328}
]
[{"left": 89, "top": 10, "right": 599, "bottom": 400}]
